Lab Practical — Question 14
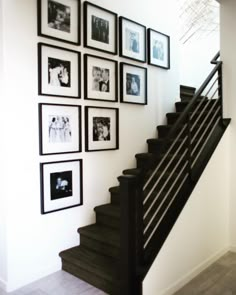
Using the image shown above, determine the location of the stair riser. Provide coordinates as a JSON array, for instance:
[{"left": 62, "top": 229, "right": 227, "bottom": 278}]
[
  {"left": 62, "top": 260, "right": 119, "bottom": 295},
  {"left": 96, "top": 214, "right": 120, "bottom": 230},
  {"left": 110, "top": 191, "right": 120, "bottom": 205},
  {"left": 167, "top": 112, "right": 217, "bottom": 125},
  {"left": 180, "top": 85, "right": 196, "bottom": 95},
  {"left": 175, "top": 101, "right": 218, "bottom": 113},
  {"left": 80, "top": 235, "right": 119, "bottom": 259}
]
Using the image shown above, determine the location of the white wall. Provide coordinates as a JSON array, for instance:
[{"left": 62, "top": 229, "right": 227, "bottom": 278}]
[
  {"left": 0, "top": 0, "right": 7, "bottom": 290},
  {"left": 1, "top": 0, "right": 179, "bottom": 291},
  {"left": 180, "top": 32, "right": 220, "bottom": 89},
  {"left": 221, "top": 0, "right": 236, "bottom": 250},
  {"left": 143, "top": 127, "right": 230, "bottom": 295}
]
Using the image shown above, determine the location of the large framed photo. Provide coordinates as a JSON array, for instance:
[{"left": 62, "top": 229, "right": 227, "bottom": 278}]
[
  {"left": 39, "top": 103, "right": 81, "bottom": 155},
  {"left": 84, "top": 54, "right": 118, "bottom": 102},
  {"left": 38, "top": 42, "right": 81, "bottom": 98},
  {"left": 40, "top": 159, "right": 83, "bottom": 214},
  {"left": 37, "top": 0, "right": 80, "bottom": 45},
  {"left": 148, "top": 28, "right": 170, "bottom": 69},
  {"left": 84, "top": 1, "right": 117, "bottom": 55},
  {"left": 85, "top": 106, "right": 119, "bottom": 152},
  {"left": 120, "top": 62, "right": 147, "bottom": 105},
  {"left": 119, "top": 17, "right": 146, "bottom": 63}
]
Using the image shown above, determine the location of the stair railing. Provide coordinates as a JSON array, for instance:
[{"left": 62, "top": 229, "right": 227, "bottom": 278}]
[{"left": 119, "top": 52, "right": 223, "bottom": 295}]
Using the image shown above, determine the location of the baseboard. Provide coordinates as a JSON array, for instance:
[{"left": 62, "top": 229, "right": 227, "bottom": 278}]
[
  {"left": 159, "top": 246, "right": 230, "bottom": 295},
  {"left": 0, "top": 278, "right": 7, "bottom": 292}
]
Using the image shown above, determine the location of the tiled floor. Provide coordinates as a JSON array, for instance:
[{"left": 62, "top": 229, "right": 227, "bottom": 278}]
[
  {"left": 0, "top": 271, "right": 106, "bottom": 295},
  {"left": 1, "top": 252, "right": 236, "bottom": 294}
]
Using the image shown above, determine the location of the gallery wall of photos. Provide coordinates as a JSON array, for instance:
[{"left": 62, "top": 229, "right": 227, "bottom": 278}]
[{"left": 37, "top": 0, "right": 170, "bottom": 214}]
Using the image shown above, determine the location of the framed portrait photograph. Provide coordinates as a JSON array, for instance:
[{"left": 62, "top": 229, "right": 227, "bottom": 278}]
[
  {"left": 148, "top": 28, "right": 170, "bottom": 69},
  {"left": 39, "top": 103, "right": 81, "bottom": 155},
  {"left": 38, "top": 42, "right": 81, "bottom": 98},
  {"left": 37, "top": 0, "right": 80, "bottom": 45},
  {"left": 119, "top": 17, "right": 146, "bottom": 63},
  {"left": 84, "top": 1, "right": 117, "bottom": 55},
  {"left": 85, "top": 106, "right": 119, "bottom": 152},
  {"left": 120, "top": 62, "right": 147, "bottom": 105},
  {"left": 84, "top": 54, "right": 118, "bottom": 102},
  {"left": 40, "top": 159, "right": 83, "bottom": 214}
]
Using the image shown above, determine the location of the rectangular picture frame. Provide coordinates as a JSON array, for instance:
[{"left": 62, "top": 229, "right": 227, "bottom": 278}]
[
  {"left": 119, "top": 16, "right": 146, "bottom": 63},
  {"left": 37, "top": 0, "right": 80, "bottom": 45},
  {"left": 148, "top": 28, "right": 170, "bottom": 69},
  {"left": 84, "top": 1, "right": 117, "bottom": 55},
  {"left": 85, "top": 106, "right": 119, "bottom": 152},
  {"left": 40, "top": 159, "right": 83, "bottom": 214},
  {"left": 38, "top": 42, "right": 81, "bottom": 98},
  {"left": 39, "top": 103, "right": 82, "bottom": 155},
  {"left": 84, "top": 54, "right": 118, "bottom": 102},
  {"left": 120, "top": 62, "right": 147, "bottom": 105}
]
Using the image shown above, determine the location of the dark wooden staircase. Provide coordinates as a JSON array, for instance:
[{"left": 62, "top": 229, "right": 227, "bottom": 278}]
[{"left": 59, "top": 53, "right": 230, "bottom": 294}]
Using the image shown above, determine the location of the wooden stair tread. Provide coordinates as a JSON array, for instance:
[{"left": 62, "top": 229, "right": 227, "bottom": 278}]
[
  {"left": 60, "top": 246, "right": 119, "bottom": 281},
  {"left": 94, "top": 204, "right": 120, "bottom": 217},
  {"left": 78, "top": 224, "right": 120, "bottom": 247}
]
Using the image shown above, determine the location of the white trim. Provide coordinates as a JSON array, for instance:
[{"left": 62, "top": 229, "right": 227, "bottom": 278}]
[
  {"left": 0, "top": 278, "right": 7, "bottom": 292},
  {"left": 157, "top": 247, "right": 229, "bottom": 295}
]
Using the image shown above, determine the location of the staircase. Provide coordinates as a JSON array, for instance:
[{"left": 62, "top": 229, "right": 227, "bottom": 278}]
[{"left": 59, "top": 52, "right": 230, "bottom": 295}]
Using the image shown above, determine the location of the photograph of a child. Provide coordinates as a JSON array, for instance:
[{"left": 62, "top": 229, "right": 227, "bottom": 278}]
[
  {"left": 91, "top": 15, "right": 109, "bottom": 44},
  {"left": 92, "top": 66, "right": 110, "bottom": 92},
  {"left": 48, "top": 57, "right": 71, "bottom": 87},
  {"left": 48, "top": 115, "right": 72, "bottom": 143},
  {"left": 126, "top": 73, "right": 140, "bottom": 96},
  {"left": 125, "top": 28, "right": 139, "bottom": 53},
  {"left": 48, "top": 0, "right": 71, "bottom": 33},
  {"left": 50, "top": 170, "right": 72, "bottom": 200},
  {"left": 93, "top": 117, "right": 111, "bottom": 141},
  {"left": 152, "top": 39, "right": 164, "bottom": 61}
]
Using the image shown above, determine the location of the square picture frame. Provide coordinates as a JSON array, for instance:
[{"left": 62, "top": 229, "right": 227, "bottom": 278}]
[
  {"left": 85, "top": 106, "right": 119, "bottom": 152},
  {"left": 84, "top": 1, "right": 117, "bottom": 55},
  {"left": 119, "top": 16, "right": 146, "bottom": 63},
  {"left": 148, "top": 28, "right": 170, "bottom": 69},
  {"left": 84, "top": 54, "right": 118, "bottom": 102},
  {"left": 120, "top": 62, "right": 147, "bottom": 105},
  {"left": 37, "top": 0, "right": 80, "bottom": 45},
  {"left": 40, "top": 159, "right": 83, "bottom": 214},
  {"left": 38, "top": 42, "right": 81, "bottom": 98},
  {"left": 39, "top": 103, "right": 82, "bottom": 155}
]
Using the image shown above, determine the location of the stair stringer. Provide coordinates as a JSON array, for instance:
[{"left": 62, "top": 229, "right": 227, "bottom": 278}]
[{"left": 142, "top": 123, "right": 231, "bottom": 295}]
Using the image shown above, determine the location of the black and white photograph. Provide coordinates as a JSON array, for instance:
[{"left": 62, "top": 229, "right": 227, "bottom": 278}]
[
  {"left": 48, "top": 57, "right": 71, "bottom": 87},
  {"left": 125, "top": 28, "right": 140, "bottom": 54},
  {"left": 93, "top": 117, "right": 111, "bottom": 141},
  {"left": 50, "top": 170, "right": 72, "bottom": 200},
  {"left": 84, "top": 2, "right": 117, "bottom": 55},
  {"left": 40, "top": 159, "right": 83, "bottom": 214},
  {"left": 84, "top": 54, "right": 118, "bottom": 102},
  {"left": 119, "top": 17, "right": 146, "bottom": 62},
  {"left": 91, "top": 15, "right": 109, "bottom": 44},
  {"left": 38, "top": 43, "right": 81, "bottom": 98},
  {"left": 120, "top": 62, "right": 147, "bottom": 105},
  {"left": 85, "top": 106, "right": 119, "bottom": 151},
  {"left": 48, "top": 0, "right": 71, "bottom": 33},
  {"left": 126, "top": 73, "right": 140, "bottom": 96},
  {"left": 148, "top": 28, "right": 170, "bottom": 69},
  {"left": 38, "top": 0, "right": 80, "bottom": 45},
  {"left": 39, "top": 103, "right": 81, "bottom": 155}
]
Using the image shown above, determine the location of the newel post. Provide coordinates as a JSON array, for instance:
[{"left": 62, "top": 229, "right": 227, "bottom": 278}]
[{"left": 118, "top": 174, "right": 143, "bottom": 295}]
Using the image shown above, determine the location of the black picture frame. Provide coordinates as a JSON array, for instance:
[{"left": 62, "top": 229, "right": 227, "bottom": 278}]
[
  {"left": 39, "top": 103, "right": 82, "bottom": 155},
  {"left": 85, "top": 106, "right": 119, "bottom": 152},
  {"left": 84, "top": 1, "right": 118, "bottom": 55},
  {"left": 120, "top": 62, "right": 147, "bottom": 105},
  {"left": 147, "top": 28, "right": 170, "bottom": 69},
  {"left": 119, "top": 16, "right": 146, "bottom": 63},
  {"left": 37, "top": 0, "right": 81, "bottom": 45},
  {"left": 40, "top": 159, "right": 83, "bottom": 214},
  {"left": 84, "top": 54, "right": 118, "bottom": 102},
  {"left": 38, "top": 42, "right": 81, "bottom": 98}
]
